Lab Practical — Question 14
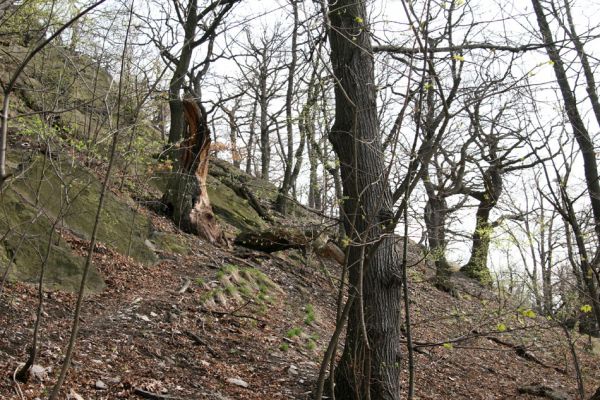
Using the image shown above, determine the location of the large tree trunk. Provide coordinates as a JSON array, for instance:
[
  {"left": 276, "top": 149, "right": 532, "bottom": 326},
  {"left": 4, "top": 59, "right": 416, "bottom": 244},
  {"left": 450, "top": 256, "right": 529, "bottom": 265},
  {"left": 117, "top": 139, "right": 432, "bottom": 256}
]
[
  {"left": 327, "top": 1, "right": 402, "bottom": 399},
  {"left": 162, "top": 95, "right": 225, "bottom": 245},
  {"left": 461, "top": 165, "right": 502, "bottom": 285},
  {"left": 462, "top": 203, "right": 493, "bottom": 284},
  {"left": 424, "top": 195, "right": 452, "bottom": 290}
]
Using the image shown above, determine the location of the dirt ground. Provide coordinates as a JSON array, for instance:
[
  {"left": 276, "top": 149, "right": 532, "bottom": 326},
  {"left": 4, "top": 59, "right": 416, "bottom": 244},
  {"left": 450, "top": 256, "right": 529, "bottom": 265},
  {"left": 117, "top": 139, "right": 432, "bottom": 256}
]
[{"left": 1, "top": 214, "right": 599, "bottom": 399}]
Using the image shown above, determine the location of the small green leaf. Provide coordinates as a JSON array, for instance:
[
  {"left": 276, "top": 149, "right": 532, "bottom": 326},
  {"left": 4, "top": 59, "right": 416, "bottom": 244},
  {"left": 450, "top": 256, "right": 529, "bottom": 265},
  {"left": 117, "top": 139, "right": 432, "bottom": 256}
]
[
  {"left": 496, "top": 323, "right": 507, "bottom": 332},
  {"left": 452, "top": 54, "right": 465, "bottom": 62},
  {"left": 354, "top": 16, "right": 364, "bottom": 24},
  {"left": 341, "top": 236, "right": 351, "bottom": 248},
  {"left": 581, "top": 304, "right": 593, "bottom": 313},
  {"left": 443, "top": 342, "right": 453, "bottom": 350}
]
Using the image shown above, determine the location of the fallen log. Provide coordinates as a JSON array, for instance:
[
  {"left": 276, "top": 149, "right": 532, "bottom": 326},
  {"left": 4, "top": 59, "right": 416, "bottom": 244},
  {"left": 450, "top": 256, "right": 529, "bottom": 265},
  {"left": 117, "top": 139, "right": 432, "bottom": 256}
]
[
  {"left": 517, "top": 384, "right": 570, "bottom": 400},
  {"left": 235, "top": 228, "right": 345, "bottom": 265},
  {"left": 487, "top": 336, "right": 566, "bottom": 374},
  {"left": 134, "top": 387, "right": 184, "bottom": 400}
]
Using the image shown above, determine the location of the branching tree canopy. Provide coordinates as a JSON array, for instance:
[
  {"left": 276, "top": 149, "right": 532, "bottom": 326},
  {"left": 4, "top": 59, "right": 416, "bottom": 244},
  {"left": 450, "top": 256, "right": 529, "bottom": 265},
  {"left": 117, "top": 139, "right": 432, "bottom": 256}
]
[{"left": 3, "top": 0, "right": 600, "bottom": 398}]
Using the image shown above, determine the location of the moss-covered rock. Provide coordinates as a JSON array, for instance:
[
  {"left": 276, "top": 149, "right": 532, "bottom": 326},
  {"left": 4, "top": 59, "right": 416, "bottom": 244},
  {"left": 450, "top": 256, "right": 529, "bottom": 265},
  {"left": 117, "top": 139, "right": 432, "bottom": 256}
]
[
  {"left": 206, "top": 174, "right": 268, "bottom": 234},
  {"left": 150, "top": 231, "right": 191, "bottom": 256},
  {"left": 11, "top": 154, "right": 157, "bottom": 266},
  {"left": 0, "top": 186, "right": 104, "bottom": 292}
]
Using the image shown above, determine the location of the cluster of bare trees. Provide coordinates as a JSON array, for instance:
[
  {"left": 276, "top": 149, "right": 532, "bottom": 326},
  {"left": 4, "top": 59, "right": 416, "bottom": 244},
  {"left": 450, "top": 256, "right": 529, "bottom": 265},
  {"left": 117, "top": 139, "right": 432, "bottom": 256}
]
[{"left": 2, "top": 0, "right": 600, "bottom": 398}]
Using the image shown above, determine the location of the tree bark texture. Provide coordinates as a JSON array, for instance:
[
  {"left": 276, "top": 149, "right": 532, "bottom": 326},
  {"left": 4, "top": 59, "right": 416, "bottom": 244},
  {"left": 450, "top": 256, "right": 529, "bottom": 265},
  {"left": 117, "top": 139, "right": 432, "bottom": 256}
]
[
  {"left": 259, "top": 49, "right": 270, "bottom": 181},
  {"left": 163, "top": 96, "right": 225, "bottom": 245},
  {"left": 461, "top": 164, "right": 502, "bottom": 284},
  {"left": 462, "top": 203, "right": 494, "bottom": 284},
  {"left": 327, "top": 1, "right": 403, "bottom": 398},
  {"left": 167, "top": 1, "right": 198, "bottom": 145},
  {"left": 424, "top": 195, "right": 452, "bottom": 289}
]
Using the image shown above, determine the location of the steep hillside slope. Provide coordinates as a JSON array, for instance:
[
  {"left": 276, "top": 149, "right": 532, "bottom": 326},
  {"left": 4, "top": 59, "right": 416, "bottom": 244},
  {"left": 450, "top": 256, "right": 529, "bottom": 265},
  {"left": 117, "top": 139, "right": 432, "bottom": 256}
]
[
  {"left": 1, "top": 42, "right": 599, "bottom": 400},
  {"left": 1, "top": 152, "right": 599, "bottom": 399}
]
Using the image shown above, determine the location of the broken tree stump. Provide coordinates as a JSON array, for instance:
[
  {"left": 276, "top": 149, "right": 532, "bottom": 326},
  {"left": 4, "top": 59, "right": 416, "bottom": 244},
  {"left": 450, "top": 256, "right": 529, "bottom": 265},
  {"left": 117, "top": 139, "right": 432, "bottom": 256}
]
[{"left": 162, "top": 94, "right": 225, "bottom": 245}]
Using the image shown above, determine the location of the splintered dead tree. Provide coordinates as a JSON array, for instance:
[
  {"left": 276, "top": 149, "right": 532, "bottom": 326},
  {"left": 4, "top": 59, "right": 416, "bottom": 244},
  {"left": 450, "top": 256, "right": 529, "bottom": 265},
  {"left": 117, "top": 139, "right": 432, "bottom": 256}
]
[
  {"left": 327, "top": 0, "right": 403, "bottom": 398},
  {"left": 162, "top": 94, "right": 225, "bottom": 244}
]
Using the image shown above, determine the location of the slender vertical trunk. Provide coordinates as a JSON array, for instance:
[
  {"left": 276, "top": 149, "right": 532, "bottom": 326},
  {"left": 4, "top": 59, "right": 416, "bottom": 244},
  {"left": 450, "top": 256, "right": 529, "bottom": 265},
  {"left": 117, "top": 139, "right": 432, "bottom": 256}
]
[
  {"left": 523, "top": 213, "right": 542, "bottom": 310},
  {"left": 540, "top": 206, "right": 554, "bottom": 314},
  {"left": 326, "top": 163, "right": 345, "bottom": 239},
  {"left": 327, "top": 1, "right": 402, "bottom": 398},
  {"left": 246, "top": 99, "right": 258, "bottom": 175},
  {"left": 159, "top": 102, "right": 166, "bottom": 142},
  {"left": 227, "top": 108, "right": 241, "bottom": 169},
  {"left": 259, "top": 50, "right": 270, "bottom": 180},
  {"left": 308, "top": 140, "right": 320, "bottom": 209},
  {"left": 276, "top": 0, "right": 299, "bottom": 213}
]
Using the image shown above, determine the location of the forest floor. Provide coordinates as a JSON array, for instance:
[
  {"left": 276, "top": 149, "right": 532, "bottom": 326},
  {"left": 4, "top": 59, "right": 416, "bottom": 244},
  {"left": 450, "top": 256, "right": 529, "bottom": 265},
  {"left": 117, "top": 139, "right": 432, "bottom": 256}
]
[{"left": 1, "top": 200, "right": 599, "bottom": 400}]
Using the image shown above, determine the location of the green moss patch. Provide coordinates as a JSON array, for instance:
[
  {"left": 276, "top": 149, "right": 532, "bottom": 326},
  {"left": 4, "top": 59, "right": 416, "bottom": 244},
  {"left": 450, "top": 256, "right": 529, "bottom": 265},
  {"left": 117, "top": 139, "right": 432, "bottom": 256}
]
[
  {"left": 0, "top": 186, "right": 104, "bottom": 292},
  {"left": 12, "top": 155, "right": 157, "bottom": 266},
  {"left": 206, "top": 175, "right": 267, "bottom": 233},
  {"left": 150, "top": 232, "right": 191, "bottom": 256},
  {"left": 200, "top": 264, "right": 282, "bottom": 309}
]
